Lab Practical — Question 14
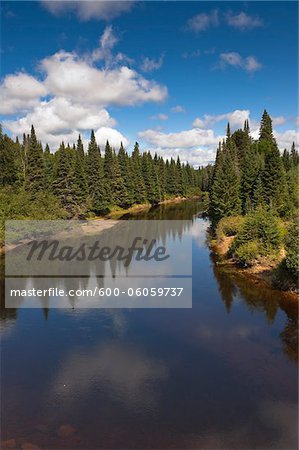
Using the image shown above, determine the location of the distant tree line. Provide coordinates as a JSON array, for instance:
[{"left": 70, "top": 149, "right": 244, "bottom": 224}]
[{"left": 0, "top": 126, "right": 203, "bottom": 217}]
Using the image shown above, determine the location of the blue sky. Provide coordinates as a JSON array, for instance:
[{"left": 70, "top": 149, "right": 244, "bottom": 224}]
[{"left": 1, "top": 1, "right": 298, "bottom": 165}]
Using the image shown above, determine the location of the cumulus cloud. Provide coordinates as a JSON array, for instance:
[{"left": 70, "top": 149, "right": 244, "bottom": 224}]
[
  {"left": 41, "top": 51, "right": 167, "bottom": 107},
  {"left": 3, "top": 97, "right": 117, "bottom": 148},
  {"left": 187, "top": 10, "right": 219, "bottom": 32},
  {"left": 274, "top": 129, "right": 298, "bottom": 150},
  {"left": 193, "top": 109, "right": 250, "bottom": 129},
  {"left": 219, "top": 52, "right": 262, "bottom": 72},
  {"left": 95, "top": 127, "right": 129, "bottom": 149},
  {"left": 1, "top": 27, "right": 167, "bottom": 150},
  {"left": 41, "top": 1, "right": 135, "bottom": 21},
  {"left": 0, "top": 73, "right": 48, "bottom": 114},
  {"left": 225, "top": 12, "right": 263, "bottom": 30},
  {"left": 171, "top": 105, "right": 185, "bottom": 113},
  {"left": 139, "top": 128, "right": 220, "bottom": 149},
  {"left": 140, "top": 54, "right": 164, "bottom": 72}
]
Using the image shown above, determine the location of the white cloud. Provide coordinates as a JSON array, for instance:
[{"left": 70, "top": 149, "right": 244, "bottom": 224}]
[
  {"left": 225, "top": 12, "right": 263, "bottom": 30},
  {"left": 272, "top": 116, "right": 286, "bottom": 126},
  {"left": 192, "top": 118, "right": 206, "bottom": 129},
  {"left": 187, "top": 10, "right": 219, "bottom": 32},
  {"left": 140, "top": 54, "right": 164, "bottom": 72},
  {"left": 4, "top": 97, "right": 116, "bottom": 148},
  {"left": 139, "top": 128, "right": 220, "bottom": 149},
  {"left": 151, "top": 114, "right": 168, "bottom": 121},
  {"left": 89, "top": 25, "right": 133, "bottom": 67},
  {"left": 193, "top": 109, "right": 250, "bottom": 129},
  {"left": 219, "top": 52, "right": 262, "bottom": 72},
  {"left": 41, "top": 51, "right": 167, "bottom": 107},
  {"left": 0, "top": 73, "right": 48, "bottom": 114},
  {"left": 1, "top": 27, "right": 167, "bottom": 149},
  {"left": 95, "top": 127, "right": 129, "bottom": 149},
  {"left": 41, "top": 1, "right": 135, "bottom": 21},
  {"left": 274, "top": 129, "right": 298, "bottom": 150},
  {"left": 171, "top": 105, "right": 185, "bottom": 113}
]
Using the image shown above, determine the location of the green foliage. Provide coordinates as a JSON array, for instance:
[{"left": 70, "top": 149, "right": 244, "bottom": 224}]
[
  {"left": 25, "top": 125, "right": 45, "bottom": 195},
  {"left": 216, "top": 216, "right": 244, "bottom": 240},
  {"left": 0, "top": 187, "right": 66, "bottom": 245},
  {"left": 234, "top": 240, "right": 260, "bottom": 266},
  {"left": 284, "top": 221, "right": 299, "bottom": 277},
  {"left": 210, "top": 142, "right": 241, "bottom": 222},
  {"left": 230, "top": 208, "right": 283, "bottom": 263}
]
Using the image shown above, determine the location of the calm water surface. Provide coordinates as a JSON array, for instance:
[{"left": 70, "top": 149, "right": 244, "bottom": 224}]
[{"left": 1, "top": 201, "right": 298, "bottom": 449}]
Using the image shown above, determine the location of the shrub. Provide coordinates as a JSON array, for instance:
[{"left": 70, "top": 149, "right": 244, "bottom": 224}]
[
  {"left": 234, "top": 240, "right": 260, "bottom": 266},
  {"left": 216, "top": 216, "right": 244, "bottom": 240},
  {"left": 285, "top": 221, "right": 299, "bottom": 277},
  {"left": 230, "top": 208, "right": 283, "bottom": 263}
]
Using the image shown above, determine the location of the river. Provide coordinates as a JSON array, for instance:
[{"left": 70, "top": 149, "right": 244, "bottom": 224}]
[{"left": 1, "top": 200, "right": 298, "bottom": 449}]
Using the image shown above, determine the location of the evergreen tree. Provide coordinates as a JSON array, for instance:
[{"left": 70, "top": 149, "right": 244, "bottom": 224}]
[
  {"left": 259, "top": 109, "right": 274, "bottom": 142},
  {"left": 210, "top": 142, "right": 241, "bottom": 221},
  {"left": 25, "top": 125, "right": 44, "bottom": 195},
  {"left": 131, "top": 142, "right": 147, "bottom": 203},
  {"left": 52, "top": 142, "right": 77, "bottom": 214},
  {"left": 87, "top": 131, "right": 109, "bottom": 213},
  {"left": 104, "top": 141, "right": 129, "bottom": 207}
]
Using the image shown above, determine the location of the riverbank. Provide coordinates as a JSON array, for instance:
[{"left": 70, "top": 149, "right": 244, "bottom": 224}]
[
  {"left": 106, "top": 195, "right": 200, "bottom": 219},
  {"left": 1, "top": 196, "right": 200, "bottom": 254},
  {"left": 210, "top": 234, "right": 298, "bottom": 299}
]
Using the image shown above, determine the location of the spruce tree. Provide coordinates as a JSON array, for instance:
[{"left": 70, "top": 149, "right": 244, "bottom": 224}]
[
  {"left": 25, "top": 125, "right": 44, "bottom": 194},
  {"left": 131, "top": 142, "right": 147, "bottom": 203},
  {"left": 259, "top": 109, "right": 274, "bottom": 143},
  {"left": 210, "top": 142, "right": 241, "bottom": 221},
  {"left": 104, "top": 141, "right": 129, "bottom": 207},
  {"left": 52, "top": 142, "right": 77, "bottom": 214},
  {"left": 87, "top": 131, "right": 109, "bottom": 213}
]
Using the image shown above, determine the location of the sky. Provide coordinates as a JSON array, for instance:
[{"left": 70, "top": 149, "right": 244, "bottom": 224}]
[{"left": 0, "top": 1, "right": 298, "bottom": 166}]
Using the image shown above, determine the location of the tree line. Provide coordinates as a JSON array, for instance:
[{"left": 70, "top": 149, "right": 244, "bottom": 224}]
[{"left": 0, "top": 126, "right": 203, "bottom": 217}]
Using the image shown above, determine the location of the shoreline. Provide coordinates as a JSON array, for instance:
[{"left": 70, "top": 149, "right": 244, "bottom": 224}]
[
  {"left": 210, "top": 237, "right": 298, "bottom": 300},
  {"left": 0, "top": 196, "right": 200, "bottom": 254}
]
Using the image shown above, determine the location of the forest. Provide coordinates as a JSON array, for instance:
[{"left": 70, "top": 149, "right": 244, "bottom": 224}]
[
  {"left": 0, "top": 110, "right": 298, "bottom": 288},
  {"left": 0, "top": 126, "right": 202, "bottom": 219}
]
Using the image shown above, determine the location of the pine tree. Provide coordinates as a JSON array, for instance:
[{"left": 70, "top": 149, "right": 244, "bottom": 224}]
[
  {"left": 118, "top": 142, "right": 135, "bottom": 206},
  {"left": 131, "top": 142, "right": 147, "bottom": 204},
  {"left": 210, "top": 142, "right": 241, "bottom": 221},
  {"left": 87, "top": 131, "right": 109, "bottom": 213},
  {"left": 44, "top": 143, "right": 54, "bottom": 188},
  {"left": 104, "top": 141, "right": 129, "bottom": 207},
  {"left": 259, "top": 109, "right": 274, "bottom": 143},
  {"left": 290, "top": 142, "right": 299, "bottom": 166},
  {"left": 241, "top": 143, "right": 261, "bottom": 213},
  {"left": 141, "top": 152, "right": 161, "bottom": 204},
  {"left": 0, "top": 125, "right": 18, "bottom": 186},
  {"left": 25, "top": 125, "right": 44, "bottom": 194},
  {"left": 52, "top": 142, "right": 77, "bottom": 214}
]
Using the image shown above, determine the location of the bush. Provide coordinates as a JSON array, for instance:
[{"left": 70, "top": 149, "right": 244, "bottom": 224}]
[
  {"left": 234, "top": 240, "right": 260, "bottom": 266},
  {"left": 216, "top": 216, "right": 244, "bottom": 240},
  {"left": 285, "top": 221, "right": 299, "bottom": 277},
  {"left": 230, "top": 208, "right": 283, "bottom": 263}
]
